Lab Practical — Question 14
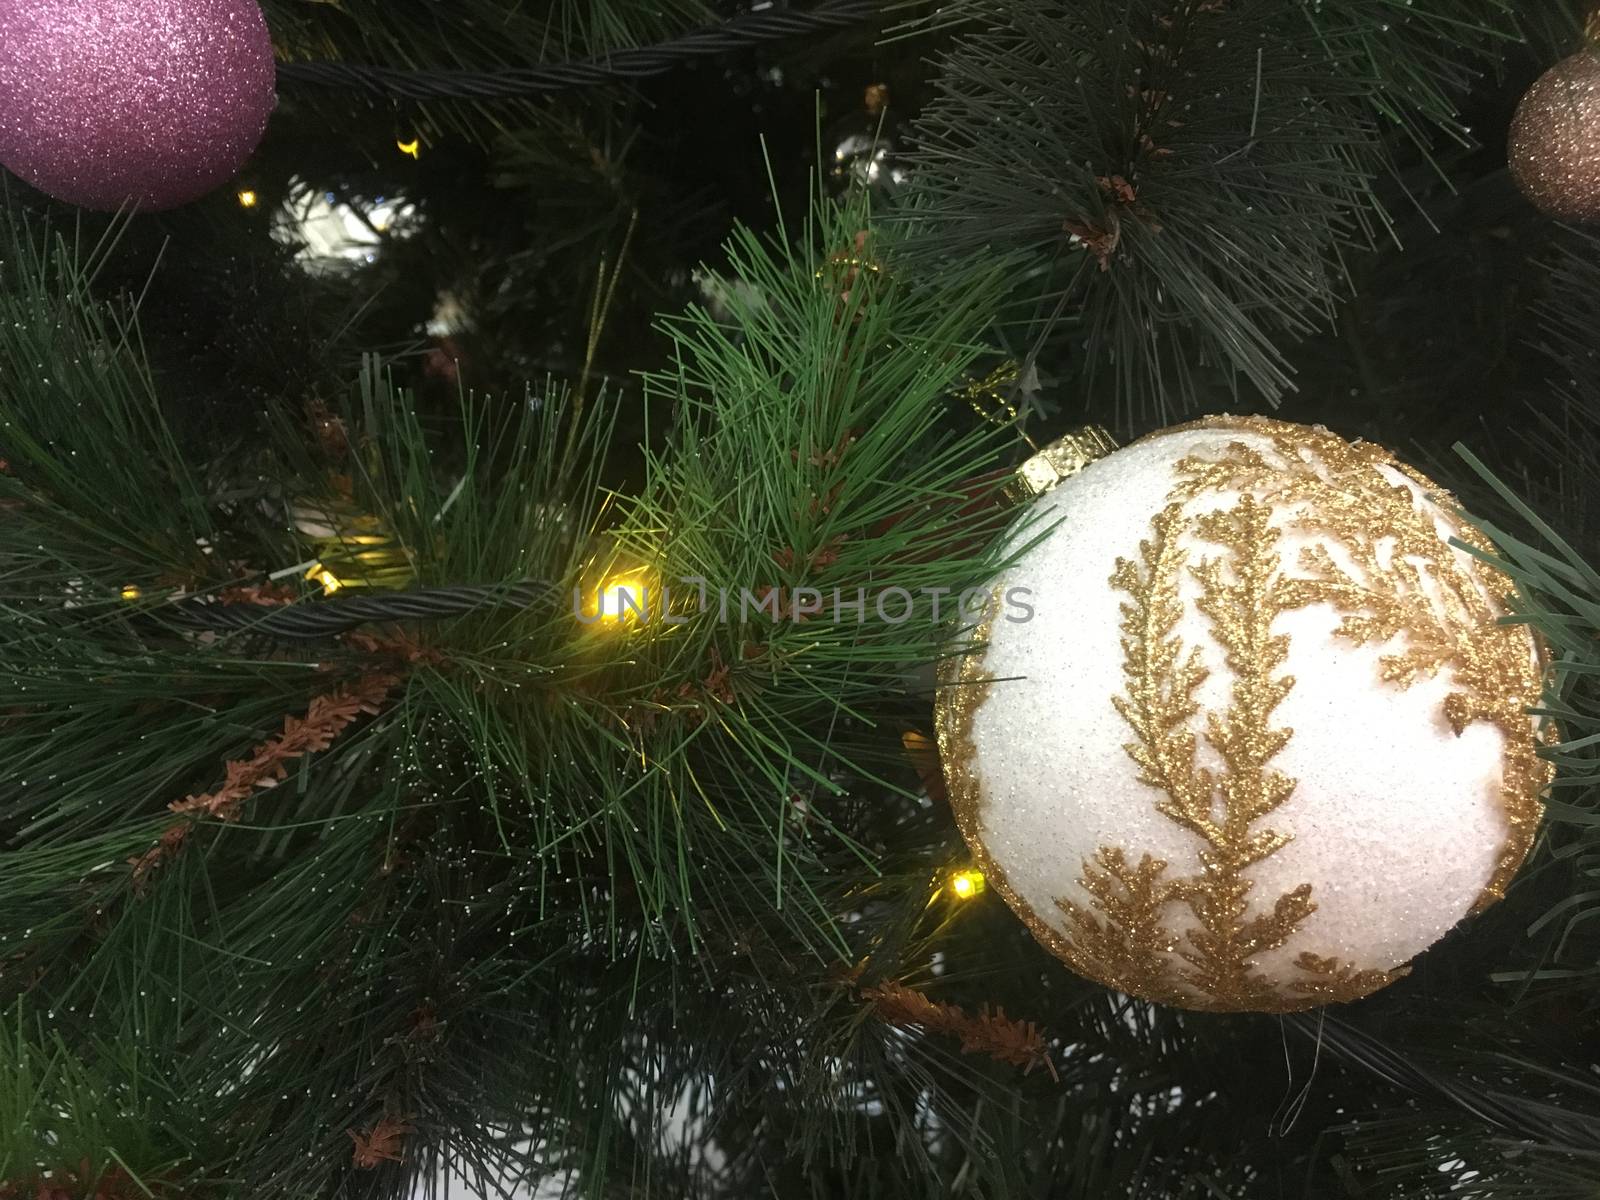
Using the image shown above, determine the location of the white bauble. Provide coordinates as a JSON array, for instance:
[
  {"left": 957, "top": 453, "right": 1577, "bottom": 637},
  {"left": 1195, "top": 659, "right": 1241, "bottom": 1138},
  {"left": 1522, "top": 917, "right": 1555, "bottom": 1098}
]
[{"left": 938, "top": 416, "right": 1549, "bottom": 1013}]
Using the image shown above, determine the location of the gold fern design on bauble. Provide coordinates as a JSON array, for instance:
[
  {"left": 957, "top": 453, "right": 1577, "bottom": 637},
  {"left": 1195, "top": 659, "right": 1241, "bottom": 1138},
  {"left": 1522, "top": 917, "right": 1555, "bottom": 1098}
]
[
  {"left": 1056, "top": 846, "right": 1186, "bottom": 1007},
  {"left": 1170, "top": 419, "right": 1551, "bottom": 908},
  {"left": 1060, "top": 495, "right": 1397, "bottom": 1011}
]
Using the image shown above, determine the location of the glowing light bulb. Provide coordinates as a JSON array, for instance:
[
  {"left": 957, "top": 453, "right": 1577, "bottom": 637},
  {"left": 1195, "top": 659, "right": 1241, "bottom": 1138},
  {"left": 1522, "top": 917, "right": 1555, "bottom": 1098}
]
[
  {"left": 397, "top": 138, "right": 421, "bottom": 159},
  {"left": 595, "top": 573, "right": 649, "bottom": 623},
  {"left": 306, "top": 564, "right": 343, "bottom": 595},
  {"left": 237, "top": 189, "right": 259, "bottom": 208},
  {"left": 120, "top": 584, "right": 143, "bottom": 602},
  {"left": 947, "top": 869, "right": 986, "bottom": 900}
]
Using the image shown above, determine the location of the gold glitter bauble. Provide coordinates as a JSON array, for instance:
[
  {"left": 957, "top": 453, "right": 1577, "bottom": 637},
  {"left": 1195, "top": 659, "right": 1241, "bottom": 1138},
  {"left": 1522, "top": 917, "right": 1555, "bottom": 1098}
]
[
  {"left": 1509, "top": 50, "right": 1600, "bottom": 222},
  {"left": 937, "top": 417, "right": 1551, "bottom": 1014}
]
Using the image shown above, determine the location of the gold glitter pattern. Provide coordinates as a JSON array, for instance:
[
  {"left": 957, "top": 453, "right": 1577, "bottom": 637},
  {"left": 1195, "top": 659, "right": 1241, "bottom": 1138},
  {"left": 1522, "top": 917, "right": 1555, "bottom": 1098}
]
[
  {"left": 936, "top": 415, "right": 1548, "bottom": 1013},
  {"left": 1067, "top": 492, "right": 1398, "bottom": 1010},
  {"left": 1055, "top": 848, "right": 1184, "bottom": 1006},
  {"left": 1167, "top": 416, "right": 1549, "bottom": 909}
]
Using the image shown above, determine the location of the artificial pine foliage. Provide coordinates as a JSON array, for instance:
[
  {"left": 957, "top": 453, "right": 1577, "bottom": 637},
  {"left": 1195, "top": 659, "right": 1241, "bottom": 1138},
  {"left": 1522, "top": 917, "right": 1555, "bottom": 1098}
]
[{"left": 0, "top": 2, "right": 1598, "bottom": 1198}]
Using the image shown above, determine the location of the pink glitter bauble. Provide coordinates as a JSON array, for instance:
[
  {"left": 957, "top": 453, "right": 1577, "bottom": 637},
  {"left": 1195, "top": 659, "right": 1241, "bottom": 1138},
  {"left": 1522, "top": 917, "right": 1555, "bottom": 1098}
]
[{"left": 0, "top": 0, "right": 277, "bottom": 211}]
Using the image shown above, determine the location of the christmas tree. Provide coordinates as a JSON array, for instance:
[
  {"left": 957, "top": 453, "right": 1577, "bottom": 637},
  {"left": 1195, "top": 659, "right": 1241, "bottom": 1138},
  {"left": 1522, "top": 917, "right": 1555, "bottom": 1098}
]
[{"left": 0, "top": 1, "right": 1597, "bottom": 1196}]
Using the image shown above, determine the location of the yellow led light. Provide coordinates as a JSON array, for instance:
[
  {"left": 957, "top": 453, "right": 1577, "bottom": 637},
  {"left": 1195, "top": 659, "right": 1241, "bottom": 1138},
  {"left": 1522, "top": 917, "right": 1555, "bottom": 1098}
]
[
  {"left": 397, "top": 138, "right": 421, "bottom": 159},
  {"left": 237, "top": 189, "right": 259, "bottom": 208},
  {"left": 948, "top": 869, "right": 986, "bottom": 900},
  {"left": 120, "top": 585, "right": 143, "bottom": 602},
  {"left": 591, "top": 572, "right": 650, "bottom": 624},
  {"left": 306, "top": 564, "right": 344, "bottom": 595}
]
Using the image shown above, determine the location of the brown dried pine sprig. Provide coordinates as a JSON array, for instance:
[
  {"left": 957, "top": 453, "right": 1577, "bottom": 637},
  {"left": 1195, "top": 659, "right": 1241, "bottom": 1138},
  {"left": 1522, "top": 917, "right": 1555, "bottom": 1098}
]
[
  {"left": 863, "top": 981, "right": 1058, "bottom": 1080},
  {"left": 129, "top": 670, "right": 401, "bottom": 883}
]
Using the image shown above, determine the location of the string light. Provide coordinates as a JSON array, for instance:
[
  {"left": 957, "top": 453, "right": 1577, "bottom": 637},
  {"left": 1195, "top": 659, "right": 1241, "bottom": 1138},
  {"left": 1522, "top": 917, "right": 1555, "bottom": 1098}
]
[
  {"left": 947, "top": 868, "right": 986, "bottom": 900},
  {"left": 306, "top": 564, "right": 344, "bottom": 595},
  {"left": 397, "top": 138, "right": 421, "bottom": 159},
  {"left": 237, "top": 188, "right": 259, "bottom": 208},
  {"left": 585, "top": 570, "right": 651, "bottom": 625},
  {"left": 120, "top": 585, "right": 143, "bottom": 602}
]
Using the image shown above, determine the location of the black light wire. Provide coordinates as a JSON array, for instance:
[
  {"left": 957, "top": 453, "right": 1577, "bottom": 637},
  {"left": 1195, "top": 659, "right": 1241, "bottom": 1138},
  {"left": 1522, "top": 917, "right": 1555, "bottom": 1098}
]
[
  {"left": 274, "top": 1, "right": 879, "bottom": 99},
  {"left": 157, "top": 582, "right": 562, "bottom": 640}
]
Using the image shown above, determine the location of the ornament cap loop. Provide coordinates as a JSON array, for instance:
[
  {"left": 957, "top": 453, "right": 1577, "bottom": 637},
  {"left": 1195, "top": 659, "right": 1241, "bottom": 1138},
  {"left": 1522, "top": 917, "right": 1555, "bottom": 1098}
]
[{"left": 1007, "top": 426, "right": 1119, "bottom": 502}]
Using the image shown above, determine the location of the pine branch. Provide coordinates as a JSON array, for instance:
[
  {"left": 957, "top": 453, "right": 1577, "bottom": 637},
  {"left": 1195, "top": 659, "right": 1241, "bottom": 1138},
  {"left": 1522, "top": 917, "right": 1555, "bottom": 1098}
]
[
  {"left": 862, "top": 980, "right": 1056, "bottom": 1078},
  {"left": 0, "top": 196, "right": 1029, "bottom": 1197},
  {"left": 903, "top": 0, "right": 1569, "bottom": 423},
  {"left": 131, "top": 668, "right": 405, "bottom": 882},
  {"left": 262, "top": 0, "right": 722, "bottom": 141}
]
